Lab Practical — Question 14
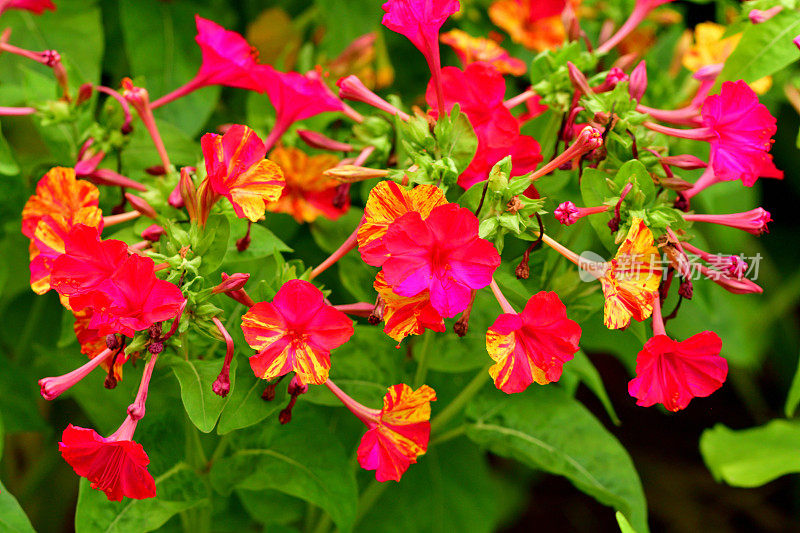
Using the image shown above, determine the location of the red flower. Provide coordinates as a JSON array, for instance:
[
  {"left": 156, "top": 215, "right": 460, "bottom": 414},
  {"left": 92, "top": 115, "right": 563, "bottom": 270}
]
[
  {"left": 426, "top": 63, "right": 542, "bottom": 188},
  {"left": 50, "top": 224, "right": 128, "bottom": 309},
  {"left": 374, "top": 271, "right": 445, "bottom": 344},
  {"left": 382, "top": 0, "right": 460, "bottom": 54},
  {"left": 486, "top": 292, "right": 581, "bottom": 393},
  {"left": 382, "top": 203, "right": 500, "bottom": 318},
  {"left": 199, "top": 124, "right": 285, "bottom": 223},
  {"left": 241, "top": 279, "right": 355, "bottom": 385},
  {"left": 628, "top": 332, "right": 727, "bottom": 411},
  {"left": 683, "top": 208, "right": 771, "bottom": 236},
  {"left": 701, "top": 80, "right": 781, "bottom": 186},
  {"left": 90, "top": 254, "right": 186, "bottom": 337},
  {"left": 59, "top": 423, "right": 156, "bottom": 501}
]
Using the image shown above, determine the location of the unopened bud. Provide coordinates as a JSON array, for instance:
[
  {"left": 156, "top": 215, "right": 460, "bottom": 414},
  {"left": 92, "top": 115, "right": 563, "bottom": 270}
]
[
  {"left": 179, "top": 168, "right": 199, "bottom": 221},
  {"left": 76, "top": 83, "right": 93, "bottom": 105},
  {"left": 146, "top": 165, "right": 166, "bottom": 176},
  {"left": 262, "top": 383, "right": 277, "bottom": 401},
  {"left": 125, "top": 193, "right": 158, "bottom": 218},
  {"left": 324, "top": 165, "right": 389, "bottom": 183},
  {"left": 629, "top": 61, "right": 647, "bottom": 103},
  {"left": 332, "top": 184, "right": 350, "bottom": 209},
  {"left": 148, "top": 341, "right": 163, "bottom": 355},
  {"left": 142, "top": 224, "right": 165, "bottom": 242},
  {"left": 678, "top": 278, "right": 693, "bottom": 299},
  {"left": 297, "top": 129, "right": 353, "bottom": 152},
  {"left": 567, "top": 62, "right": 593, "bottom": 96},
  {"left": 213, "top": 273, "right": 250, "bottom": 294}
]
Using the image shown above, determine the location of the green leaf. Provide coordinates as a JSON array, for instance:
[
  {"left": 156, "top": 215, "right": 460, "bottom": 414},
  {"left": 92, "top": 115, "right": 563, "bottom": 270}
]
[
  {"left": 784, "top": 351, "right": 800, "bottom": 417},
  {"left": 74, "top": 463, "right": 207, "bottom": 533},
  {"left": 614, "top": 160, "right": 654, "bottom": 207},
  {"left": 196, "top": 214, "right": 230, "bottom": 275},
  {"left": 434, "top": 104, "right": 479, "bottom": 176},
  {"left": 224, "top": 218, "right": 292, "bottom": 265},
  {"left": 0, "top": 479, "right": 35, "bottom": 533},
  {"left": 210, "top": 407, "right": 358, "bottom": 532},
  {"left": 616, "top": 511, "right": 638, "bottom": 533},
  {"left": 217, "top": 362, "right": 287, "bottom": 435},
  {"left": 357, "top": 438, "right": 523, "bottom": 533},
  {"left": 466, "top": 386, "right": 648, "bottom": 532},
  {"left": 580, "top": 168, "right": 616, "bottom": 253},
  {"left": 119, "top": 0, "right": 221, "bottom": 136},
  {"left": 0, "top": 123, "right": 19, "bottom": 176},
  {"left": 165, "top": 354, "right": 236, "bottom": 433},
  {"left": 700, "top": 420, "right": 800, "bottom": 487},
  {"left": 715, "top": 10, "right": 800, "bottom": 89},
  {"left": 565, "top": 351, "right": 620, "bottom": 425}
]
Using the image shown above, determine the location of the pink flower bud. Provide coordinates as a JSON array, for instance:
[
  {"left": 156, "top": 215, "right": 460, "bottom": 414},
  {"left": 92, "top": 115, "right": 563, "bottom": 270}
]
[
  {"left": 629, "top": 61, "right": 647, "bottom": 103},
  {"left": 749, "top": 6, "right": 782, "bottom": 24},
  {"left": 212, "top": 272, "right": 250, "bottom": 294},
  {"left": 124, "top": 193, "right": 158, "bottom": 219},
  {"left": 141, "top": 224, "right": 165, "bottom": 242},
  {"left": 337, "top": 75, "right": 410, "bottom": 121},
  {"left": 297, "top": 129, "right": 353, "bottom": 152}
]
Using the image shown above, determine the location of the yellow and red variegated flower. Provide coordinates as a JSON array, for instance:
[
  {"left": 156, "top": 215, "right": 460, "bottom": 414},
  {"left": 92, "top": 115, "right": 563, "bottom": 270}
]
[
  {"left": 357, "top": 383, "right": 436, "bottom": 482},
  {"left": 373, "top": 271, "right": 445, "bottom": 345},
  {"left": 200, "top": 124, "right": 285, "bottom": 223},
  {"left": 241, "top": 279, "right": 354, "bottom": 385},
  {"left": 22, "top": 167, "right": 101, "bottom": 240},
  {"left": 73, "top": 308, "right": 129, "bottom": 381},
  {"left": 600, "top": 218, "right": 662, "bottom": 330},
  {"left": 440, "top": 29, "right": 526, "bottom": 76},
  {"left": 24, "top": 168, "right": 104, "bottom": 295},
  {"left": 357, "top": 180, "right": 447, "bottom": 267},
  {"left": 266, "top": 146, "right": 346, "bottom": 223},
  {"left": 486, "top": 291, "right": 581, "bottom": 393},
  {"left": 489, "top": 0, "right": 567, "bottom": 52}
]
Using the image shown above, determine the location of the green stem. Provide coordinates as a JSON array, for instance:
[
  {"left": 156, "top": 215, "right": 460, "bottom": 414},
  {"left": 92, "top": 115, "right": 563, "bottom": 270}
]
[
  {"left": 16, "top": 295, "right": 46, "bottom": 359},
  {"left": 353, "top": 479, "right": 389, "bottom": 528},
  {"left": 430, "top": 424, "right": 466, "bottom": 446},
  {"left": 311, "top": 513, "right": 332, "bottom": 533},
  {"left": 208, "top": 435, "right": 229, "bottom": 467},
  {"left": 430, "top": 365, "right": 489, "bottom": 433},
  {"left": 413, "top": 331, "right": 433, "bottom": 388}
]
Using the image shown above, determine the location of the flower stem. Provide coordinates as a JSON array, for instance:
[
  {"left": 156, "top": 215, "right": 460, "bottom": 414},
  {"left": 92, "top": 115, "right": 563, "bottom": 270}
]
[
  {"left": 489, "top": 278, "right": 516, "bottom": 314},
  {"left": 353, "top": 479, "right": 390, "bottom": 528},
  {"left": 430, "top": 365, "right": 490, "bottom": 433}
]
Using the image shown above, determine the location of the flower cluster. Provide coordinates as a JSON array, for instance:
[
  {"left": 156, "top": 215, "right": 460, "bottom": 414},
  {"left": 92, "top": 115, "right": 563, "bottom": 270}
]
[{"left": 12, "top": 0, "right": 783, "bottom": 515}]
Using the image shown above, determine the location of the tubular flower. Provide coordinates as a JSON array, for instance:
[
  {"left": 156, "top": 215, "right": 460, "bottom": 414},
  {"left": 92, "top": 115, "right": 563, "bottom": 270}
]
[
  {"left": 357, "top": 180, "right": 447, "bottom": 267},
  {"left": 426, "top": 63, "right": 542, "bottom": 189},
  {"left": 257, "top": 67, "right": 347, "bottom": 150},
  {"left": 1, "top": 0, "right": 55, "bottom": 15},
  {"left": 628, "top": 331, "right": 727, "bottom": 411},
  {"left": 681, "top": 23, "right": 770, "bottom": 94},
  {"left": 266, "top": 146, "right": 347, "bottom": 223},
  {"left": 241, "top": 279, "right": 355, "bottom": 385},
  {"left": 600, "top": 219, "right": 662, "bottom": 330},
  {"left": 683, "top": 208, "right": 771, "bottom": 236},
  {"left": 374, "top": 271, "right": 445, "bottom": 344},
  {"left": 489, "top": 0, "right": 567, "bottom": 52},
  {"left": 358, "top": 384, "right": 436, "bottom": 482},
  {"left": 381, "top": 203, "right": 501, "bottom": 318},
  {"left": 486, "top": 291, "right": 581, "bottom": 393},
  {"left": 200, "top": 124, "right": 285, "bottom": 223},
  {"left": 150, "top": 16, "right": 264, "bottom": 108},
  {"left": 440, "top": 29, "right": 526, "bottom": 75},
  {"left": 59, "top": 423, "right": 156, "bottom": 501},
  {"left": 381, "top": 0, "right": 460, "bottom": 115}
]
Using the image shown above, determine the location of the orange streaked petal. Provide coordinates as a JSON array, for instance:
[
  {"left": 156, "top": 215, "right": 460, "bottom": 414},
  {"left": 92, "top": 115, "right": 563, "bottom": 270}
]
[
  {"left": 22, "top": 167, "right": 100, "bottom": 239},
  {"left": 358, "top": 181, "right": 447, "bottom": 266},
  {"left": 373, "top": 271, "right": 445, "bottom": 344}
]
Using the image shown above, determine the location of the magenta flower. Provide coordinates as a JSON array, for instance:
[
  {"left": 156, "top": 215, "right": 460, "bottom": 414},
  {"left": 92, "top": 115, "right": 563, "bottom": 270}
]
[
  {"left": 683, "top": 208, "right": 771, "bottom": 236},
  {"left": 647, "top": 81, "right": 781, "bottom": 187},
  {"left": 382, "top": 0, "right": 461, "bottom": 115},
  {"left": 151, "top": 16, "right": 263, "bottom": 108},
  {"left": 381, "top": 203, "right": 500, "bottom": 318},
  {"left": 257, "top": 66, "right": 346, "bottom": 151},
  {"left": 0, "top": 0, "right": 55, "bottom": 15},
  {"left": 628, "top": 331, "right": 727, "bottom": 411}
]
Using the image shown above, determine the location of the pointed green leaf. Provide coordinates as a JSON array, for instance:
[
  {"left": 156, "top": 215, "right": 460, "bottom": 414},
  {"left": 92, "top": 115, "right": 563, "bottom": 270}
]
[{"left": 165, "top": 354, "right": 236, "bottom": 433}]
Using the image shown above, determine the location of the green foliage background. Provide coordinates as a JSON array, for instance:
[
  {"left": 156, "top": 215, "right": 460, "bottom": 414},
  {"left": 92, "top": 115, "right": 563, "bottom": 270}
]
[{"left": 0, "top": 0, "right": 799, "bottom": 531}]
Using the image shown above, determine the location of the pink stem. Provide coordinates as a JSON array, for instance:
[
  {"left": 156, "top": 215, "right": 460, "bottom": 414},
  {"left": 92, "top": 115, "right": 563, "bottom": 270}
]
[
  {"left": 644, "top": 121, "right": 714, "bottom": 141},
  {"left": 96, "top": 86, "right": 133, "bottom": 132},
  {"left": 324, "top": 379, "right": 380, "bottom": 426},
  {"left": 489, "top": 278, "right": 516, "bottom": 314},
  {"left": 150, "top": 77, "right": 204, "bottom": 109},
  {"left": 126, "top": 350, "right": 160, "bottom": 421},
  {"left": 309, "top": 226, "right": 359, "bottom": 280},
  {"left": 0, "top": 106, "right": 35, "bottom": 116},
  {"left": 637, "top": 104, "right": 701, "bottom": 125},
  {"left": 504, "top": 89, "right": 537, "bottom": 109},
  {"left": 651, "top": 295, "right": 666, "bottom": 336},
  {"left": 333, "top": 302, "right": 375, "bottom": 317},
  {"left": 103, "top": 211, "right": 141, "bottom": 226}
]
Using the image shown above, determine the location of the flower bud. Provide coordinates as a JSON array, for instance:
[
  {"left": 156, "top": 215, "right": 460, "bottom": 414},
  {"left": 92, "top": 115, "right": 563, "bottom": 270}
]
[
  {"left": 142, "top": 224, "right": 165, "bottom": 242},
  {"left": 629, "top": 61, "right": 647, "bottom": 103},
  {"left": 212, "top": 272, "right": 250, "bottom": 294},
  {"left": 125, "top": 193, "right": 158, "bottom": 219},
  {"left": 297, "top": 129, "right": 353, "bottom": 152}
]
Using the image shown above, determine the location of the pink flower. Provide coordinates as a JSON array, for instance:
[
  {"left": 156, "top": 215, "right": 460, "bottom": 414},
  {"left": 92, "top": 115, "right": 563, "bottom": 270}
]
[
  {"left": 426, "top": 63, "right": 542, "bottom": 188},
  {"left": 382, "top": 0, "right": 461, "bottom": 115},
  {"left": 628, "top": 331, "right": 727, "bottom": 411},
  {"left": 258, "top": 67, "right": 346, "bottom": 151},
  {"left": 381, "top": 203, "right": 500, "bottom": 318},
  {"left": 151, "top": 16, "right": 263, "bottom": 108},
  {"left": 486, "top": 292, "right": 581, "bottom": 393},
  {"left": 554, "top": 201, "right": 609, "bottom": 225},
  {"left": 683, "top": 208, "right": 771, "bottom": 236},
  {"left": 701, "top": 81, "right": 781, "bottom": 186},
  {"left": 1, "top": 0, "right": 55, "bottom": 15}
]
